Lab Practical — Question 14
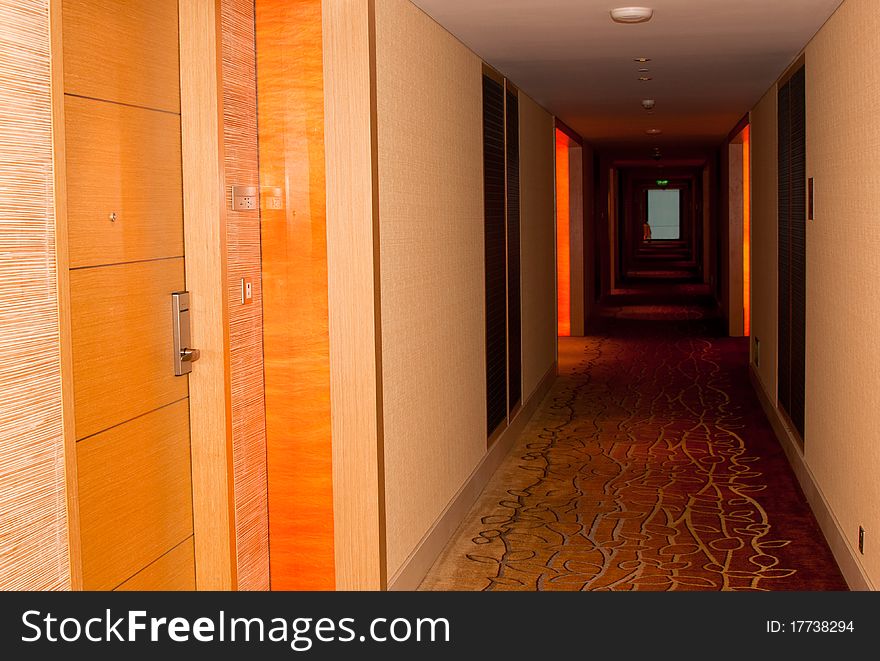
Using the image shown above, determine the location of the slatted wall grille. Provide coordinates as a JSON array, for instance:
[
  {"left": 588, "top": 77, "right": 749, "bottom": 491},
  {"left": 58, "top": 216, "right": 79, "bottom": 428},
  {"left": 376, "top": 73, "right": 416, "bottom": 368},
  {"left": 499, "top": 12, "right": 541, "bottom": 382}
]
[
  {"left": 483, "top": 75, "right": 507, "bottom": 436},
  {"left": 506, "top": 87, "right": 521, "bottom": 413},
  {"left": 789, "top": 67, "right": 807, "bottom": 436},
  {"left": 778, "top": 66, "right": 806, "bottom": 439}
]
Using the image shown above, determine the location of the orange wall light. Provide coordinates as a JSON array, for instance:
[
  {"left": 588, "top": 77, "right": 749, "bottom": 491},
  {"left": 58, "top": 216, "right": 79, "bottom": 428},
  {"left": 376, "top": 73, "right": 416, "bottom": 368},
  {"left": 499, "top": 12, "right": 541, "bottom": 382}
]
[
  {"left": 556, "top": 129, "right": 571, "bottom": 337},
  {"left": 742, "top": 124, "right": 751, "bottom": 336}
]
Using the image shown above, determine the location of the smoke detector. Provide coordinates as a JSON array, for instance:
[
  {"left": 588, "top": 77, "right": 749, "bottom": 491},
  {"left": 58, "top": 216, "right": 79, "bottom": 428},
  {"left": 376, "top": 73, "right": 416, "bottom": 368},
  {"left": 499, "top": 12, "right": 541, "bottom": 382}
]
[{"left": 610, "top": 7, "right": 654, "bottom": 23}]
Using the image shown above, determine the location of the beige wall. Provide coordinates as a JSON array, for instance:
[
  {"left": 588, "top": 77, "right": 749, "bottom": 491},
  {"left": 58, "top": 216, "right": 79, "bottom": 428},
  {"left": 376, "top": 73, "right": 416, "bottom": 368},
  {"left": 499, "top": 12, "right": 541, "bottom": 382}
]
[
  {"left": 750, "top": 86, "right": 778, "bottom": 394},
  {"left": 374, "top": 0, "right": 557, "bottom": 578},
  {"left": 750, "top": 0, "right": 880, "bottom": 585},
  {"left": 0, "top": 0, "right": 69, "bottom": 589},
  {"left": 374, "top": 0, "right": 486, "bottom": 577},
  {"left": 520, "top": 93, "right": 557, "bottom": 397},
  {"left": 804, "top": 0, "right": 880, "bottom": 584}
]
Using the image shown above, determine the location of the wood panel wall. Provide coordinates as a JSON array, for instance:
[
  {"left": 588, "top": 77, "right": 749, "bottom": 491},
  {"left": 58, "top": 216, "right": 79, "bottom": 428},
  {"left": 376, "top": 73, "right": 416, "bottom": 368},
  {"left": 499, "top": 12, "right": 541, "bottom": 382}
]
[
  {"left": 256, "top": 0, "right": 335, "bottom": 590},
  {"left": 0, "top": 0, "right": 69, "bottom": 591},
  {"left": 220, "top": 0, "right": 270, "bottom": 593},
  {"left": 324, "top": 0, "right": 384, "bottom": 590}
]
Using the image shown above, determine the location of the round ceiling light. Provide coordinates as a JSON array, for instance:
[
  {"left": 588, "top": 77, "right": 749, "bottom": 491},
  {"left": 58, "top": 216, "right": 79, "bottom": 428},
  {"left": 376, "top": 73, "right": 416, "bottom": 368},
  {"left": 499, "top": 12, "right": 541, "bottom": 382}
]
[
  {"left": 646, "top": 128, "right": 662, "bottom": 135},
  {"left": 638, "top": 76, "right": 653, "bottom": 81},
  {"left": 634, "top": 57, "right": 651, "bottom": 63},
  {"left": 611, "top": 7, "right": 654, "bottom": 23}
]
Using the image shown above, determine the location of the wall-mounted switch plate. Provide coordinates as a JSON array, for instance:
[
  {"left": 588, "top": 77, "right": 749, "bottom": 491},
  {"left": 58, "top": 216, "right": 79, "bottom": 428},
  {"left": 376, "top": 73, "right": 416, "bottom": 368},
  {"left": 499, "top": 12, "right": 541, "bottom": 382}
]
[
  {"left": 859, "top": 526, "right": 865, "bottom": 555},
  {"left": 808, "top": 177, "right": 815, "bottom": 220},
  {"left": 232, "top": 185, "right": 258, "bottom": 211},
  {"left": 262, "top": 186, "right": 283, "bottom": 210},
  {"left": 241, "top": 277, "right": 253, "bottom": 304}
]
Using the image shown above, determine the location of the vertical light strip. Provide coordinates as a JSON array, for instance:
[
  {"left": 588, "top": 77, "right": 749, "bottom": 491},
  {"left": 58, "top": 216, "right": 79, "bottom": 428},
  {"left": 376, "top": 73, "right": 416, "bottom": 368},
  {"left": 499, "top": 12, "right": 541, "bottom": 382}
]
[
  {"left": 742, "top": 124, "right": 751, "bottom": 336},
  {"left": 555, "top": 129, "right": 571, "bottom": 337}
]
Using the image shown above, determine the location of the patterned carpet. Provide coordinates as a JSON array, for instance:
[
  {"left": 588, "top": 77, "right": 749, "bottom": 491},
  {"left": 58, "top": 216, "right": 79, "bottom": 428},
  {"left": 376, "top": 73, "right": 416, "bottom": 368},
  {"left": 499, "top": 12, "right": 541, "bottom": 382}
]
[{"left": 419, "top": 284, "right": 847, "bottom": 591}]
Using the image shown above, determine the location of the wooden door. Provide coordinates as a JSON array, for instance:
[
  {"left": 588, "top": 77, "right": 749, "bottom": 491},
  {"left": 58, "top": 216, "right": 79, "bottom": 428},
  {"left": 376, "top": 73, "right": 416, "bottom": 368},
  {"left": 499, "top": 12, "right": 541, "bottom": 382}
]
[{"left": 57, "top": 0, "right": 195, "bottom": 590}]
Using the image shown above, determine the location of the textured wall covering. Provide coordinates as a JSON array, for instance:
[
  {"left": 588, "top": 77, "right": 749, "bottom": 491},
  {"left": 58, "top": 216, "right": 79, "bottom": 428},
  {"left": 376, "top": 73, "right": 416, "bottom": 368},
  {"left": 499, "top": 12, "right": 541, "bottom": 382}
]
[
  {"left": 519, "top": 92, "right": 556, "bottom": 402},
  {"left": 750, "top": 0, "right": 880, "bottom": 585},
  {"left": 375, "top": 0, "right": 487, "bottom": 577},
  {"left": 0, "top": 0, "right": 69, "bottom": 590},
  {"left": 750, "top": 86, "right": 778, "bottom": 397},
  {"left": 220, "top": 0, "right": 269, "bottom": 591},
  {"left": 803, "top": 0, "right": 879, "bottom": 585}
]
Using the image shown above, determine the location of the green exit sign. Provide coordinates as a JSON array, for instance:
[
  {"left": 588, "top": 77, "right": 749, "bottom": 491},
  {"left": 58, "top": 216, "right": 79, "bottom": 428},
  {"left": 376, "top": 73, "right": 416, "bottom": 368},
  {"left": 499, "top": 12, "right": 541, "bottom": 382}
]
[{"left": 656, "top": 179, "right": 669, "bottom": 187}]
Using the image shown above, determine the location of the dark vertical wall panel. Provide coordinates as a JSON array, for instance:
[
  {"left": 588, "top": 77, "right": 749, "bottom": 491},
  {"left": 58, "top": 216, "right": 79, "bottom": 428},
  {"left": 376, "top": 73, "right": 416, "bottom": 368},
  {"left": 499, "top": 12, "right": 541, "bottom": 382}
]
[
  {"left": 778, "top": 80, "right": 792, "bottom": 418},
  {"left": 777, "top": 65, "right": 806, "bottom": 438},
  {"left": 483, "top": 75, "right": 507, "bottom": 436},
  {"left": 506, "top": 88, "right": 521, "bottom": 412},
  {"left": 789, "top": 67, "right": 807, "bottom": 436}
]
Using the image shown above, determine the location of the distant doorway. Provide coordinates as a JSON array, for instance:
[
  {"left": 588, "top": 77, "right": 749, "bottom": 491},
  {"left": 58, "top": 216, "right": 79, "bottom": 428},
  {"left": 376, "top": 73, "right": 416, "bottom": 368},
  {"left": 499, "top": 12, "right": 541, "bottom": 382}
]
[{"left": 646, "top": 189, "right": 681, "bottom": 240}]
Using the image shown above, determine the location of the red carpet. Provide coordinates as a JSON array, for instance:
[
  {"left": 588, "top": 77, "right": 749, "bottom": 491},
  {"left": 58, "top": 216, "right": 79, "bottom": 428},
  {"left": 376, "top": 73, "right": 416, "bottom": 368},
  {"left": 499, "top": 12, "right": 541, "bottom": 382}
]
[{"left": 420, "top": 283, "right": 848, "bottom": 591}]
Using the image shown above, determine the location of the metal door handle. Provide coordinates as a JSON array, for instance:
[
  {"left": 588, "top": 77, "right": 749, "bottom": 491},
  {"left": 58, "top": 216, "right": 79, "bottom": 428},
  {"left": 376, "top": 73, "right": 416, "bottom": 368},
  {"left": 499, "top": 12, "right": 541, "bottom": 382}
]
[
  {"left": 180, "top": 348, "right": 201, "bottom": 363},
  {"left": 172, "top": 292, "right": 199, "bottom": 376}
]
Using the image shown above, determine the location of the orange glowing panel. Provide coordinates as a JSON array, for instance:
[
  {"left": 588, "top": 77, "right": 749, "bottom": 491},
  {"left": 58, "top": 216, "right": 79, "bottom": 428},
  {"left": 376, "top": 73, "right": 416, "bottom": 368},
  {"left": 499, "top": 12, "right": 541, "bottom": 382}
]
[
  {"left": 556, "top": 129, "right": 571, "bottom": 337},
  {"left": 256, "top": 0, "right": 335, "bottom": 590},
  {"left": 742, "top": 124, "right": 751, "bottom": 336}
]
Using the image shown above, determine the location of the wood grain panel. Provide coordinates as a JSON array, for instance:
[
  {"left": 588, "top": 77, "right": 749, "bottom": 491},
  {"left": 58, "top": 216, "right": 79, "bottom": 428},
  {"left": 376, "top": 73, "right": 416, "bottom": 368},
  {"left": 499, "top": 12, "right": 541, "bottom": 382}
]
[
  {"left": 324, "top": 0, "right": 383, "bottom": 590},
  {"left": 62, "top": 0, "right": 180, "bottom": 112},
  {"left": 64, "top": 95, "right": 183, "bottom": 268},
  {"left": 0, "top": 0, "right": 70, "bottom": 591},
  {"left": 50, "top": 0, "right": 83, "bottom": 589},
  {"left": 257, "top": 0, "right": 335, "bottom": 591},
  {"left": 179, "top": 0, "right": 237, "bottom": 590},
  {"left": 69, "top": 258, "right": 187, "bottom": 440},
  {"left": 77, "top": 399, "right": 193, "bottom": 590},
  {"left": 221, "top": 0, "right": 270, "bottom": 593},
  {"left": 114, "top": 537, "right": 195, "bottom": 591}
]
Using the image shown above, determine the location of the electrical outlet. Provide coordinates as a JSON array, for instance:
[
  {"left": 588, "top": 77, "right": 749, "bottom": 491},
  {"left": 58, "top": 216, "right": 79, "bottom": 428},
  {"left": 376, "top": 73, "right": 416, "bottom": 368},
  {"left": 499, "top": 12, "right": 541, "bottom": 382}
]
[
  {"left": 232, "top": 185, "right": 258, "bottom": 211},
  {"left": 859, "top": 526, "right": 865, "bottom": 555}
]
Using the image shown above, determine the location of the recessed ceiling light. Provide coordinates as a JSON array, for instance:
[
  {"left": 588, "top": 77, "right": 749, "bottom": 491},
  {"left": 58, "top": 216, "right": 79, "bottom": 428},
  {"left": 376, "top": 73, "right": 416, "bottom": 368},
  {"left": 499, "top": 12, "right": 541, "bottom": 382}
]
[
  {"left": 634, "top": 58, "right": 651, "bottom": 63},
  {"left": 646, "top": 128, "right": 662, "bottom": 135},
  {"left": 638, "top": 68, "right": 650, "bottom": 73},
  {"left": 611, "top": 7, "right": 654, "bottom": 24},
  {"left": 638, "top": 76, "right": 653, "bottom": 81}
]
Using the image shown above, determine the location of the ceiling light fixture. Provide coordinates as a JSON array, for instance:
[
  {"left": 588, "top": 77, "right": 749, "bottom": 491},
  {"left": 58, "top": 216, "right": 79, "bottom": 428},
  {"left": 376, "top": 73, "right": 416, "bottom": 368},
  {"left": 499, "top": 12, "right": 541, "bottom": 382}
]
[
  {"left": 611, "top": 7, "right": 654, "bottom": 24},
  {"left": 646, "top": 128, "right": 662, "bottom": 135},
  {"left": 638, "top": 76, "right": 653, "bottom": 81},
  {"left": 634, "top": 58, "right": 651, "bottom": 63}
]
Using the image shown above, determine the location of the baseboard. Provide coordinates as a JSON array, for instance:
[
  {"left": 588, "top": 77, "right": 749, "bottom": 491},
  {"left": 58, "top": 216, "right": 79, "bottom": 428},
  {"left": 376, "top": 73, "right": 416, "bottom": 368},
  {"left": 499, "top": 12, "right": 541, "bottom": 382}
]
[
  {"left": 749, "top": 365, "right": 874, "bottom": 591},
  {"left": 387, "top": 362, "right": 558, "bottom": 591}
]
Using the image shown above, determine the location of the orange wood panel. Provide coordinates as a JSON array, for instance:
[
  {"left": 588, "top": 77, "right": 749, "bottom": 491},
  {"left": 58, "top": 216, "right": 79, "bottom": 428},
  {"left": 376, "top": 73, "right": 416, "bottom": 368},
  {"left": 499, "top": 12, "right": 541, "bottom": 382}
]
[
  {"left": 77, "top": 400, "right": 193, "bottom": 590},
  {"left": 62, "top": 0, "right": 180, "bottom": 113},
  {"left": 556, "top": 129, "right": 571, "bottom": 337},
  {"left": 742, "top": 124, "right": 751, "bottom": 336},
  {"left": 115, "top": 537, "right": 195, "bottom": 591},
  {"left": 68, "top": 258, "right": 187, "bottom": 440},
  {"left": 256, "top": 0, "right": 335, "bottom": 590},
  {"left": 63, "top": 95, "right": 184, "bottom": 269}
]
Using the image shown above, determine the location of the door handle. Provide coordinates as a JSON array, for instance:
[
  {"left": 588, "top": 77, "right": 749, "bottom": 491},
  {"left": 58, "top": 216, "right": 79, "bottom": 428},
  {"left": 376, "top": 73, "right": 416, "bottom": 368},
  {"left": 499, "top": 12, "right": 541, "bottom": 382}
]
[
  {"left": 172, "top": 291, "right": 200, "bottom": 376},
  {"left": 180, "top": 348, "right": 201, "bottom": 363}
]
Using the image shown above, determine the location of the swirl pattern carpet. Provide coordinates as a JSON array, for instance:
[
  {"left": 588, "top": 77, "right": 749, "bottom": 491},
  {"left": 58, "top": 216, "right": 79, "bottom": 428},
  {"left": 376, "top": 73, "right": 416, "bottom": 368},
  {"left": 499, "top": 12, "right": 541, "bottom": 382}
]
[{"left": 419, "top": 285, "right": 847, "bottom": 591}]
